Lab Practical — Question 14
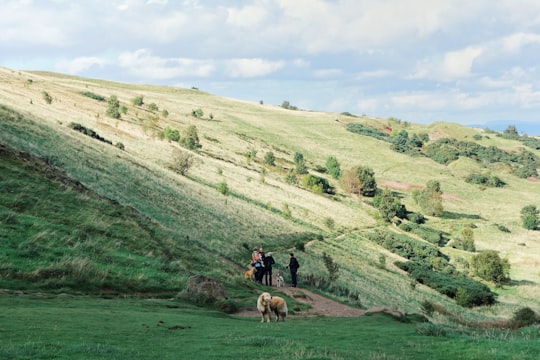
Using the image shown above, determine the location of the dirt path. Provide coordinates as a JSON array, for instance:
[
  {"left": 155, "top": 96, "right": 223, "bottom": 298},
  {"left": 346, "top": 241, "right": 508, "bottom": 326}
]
[{"left": 234, "top": 286, "right": 403, "bottom": 319}]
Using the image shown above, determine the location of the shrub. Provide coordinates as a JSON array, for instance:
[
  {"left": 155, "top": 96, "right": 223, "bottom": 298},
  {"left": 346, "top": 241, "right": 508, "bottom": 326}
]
[
  {"left": 81, "top": 91, "right": 106, "bottom": 101},
  {"left": 217, "top": 181, "right": 229, "bottom": 195},
  {"left": 264, "top": 151, "right": 275, "bottom": 166},
  {"left": 301, "top": 174, "right": 332, "bottom": 194},
  {"left": 322, "top": 252, "right": 340, "bottom": 282},
  {"left": 106, "top": 95, "right": 121, "bottom": 119},
  {"left": 191, "top": 108, "right": 204, "bottom": 118},
  {"left": 115, "top": 142, "right": 125, "bottom": 151},
  {"left": 356, "top": 166, "right": 377, "bottom": 197},
  {"left": 471, "top": 250, "right": 510, "bottom": 285},
  {"left": 42, "top": 91, "right": 53, "bottom": 104},
  {"left": 163, "top": 127, "right": 180, "bottom": 142},
  {"left": 326, "top": 156, "right": 341, "bottom": 179},
  {"left": 180, "top": 125, "right": 201, "bottom": 150},
  {"left": 412, "top": 180, "right": 443, "bottom": 216},
  {"left": 510, "top": 307, "right": 540, "bottom": 328},
  {"left": 346, "top": 123, "right": 390, "bottom": 141},
  {"left": 521, "top": 205, "right": 538, "bottom": 230},
  {"left": 148, "top": 103, "right": 159, "bottom": 112},
  {"left": 376, "top": 188, "right": 406, "bottom": 222},
  {"left": 132, "top": 96, "right": 144, "bottom": 106},
  {"left": 171, "top": 148, "right": 194, "bottom": 175}
]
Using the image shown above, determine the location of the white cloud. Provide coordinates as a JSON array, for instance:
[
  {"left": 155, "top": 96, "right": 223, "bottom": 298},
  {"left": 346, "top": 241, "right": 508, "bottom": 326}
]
[
  {"left": 314, "top": 68, "right": 343, "bottom": 78},
  {"left": 118, "top": 49, "right": 215, "bottom": 79},
  {"left": 226, "top": 4, "right": 269, "bottom": 28},
  {"left": 225, "top": 58, "right": 285, "bottom": 78},
  {"left": 57, "top": 57, "right": 109, "bottom": 74},
  {"left": 500, "top": 32, "right": 540, "bottom": 53}
]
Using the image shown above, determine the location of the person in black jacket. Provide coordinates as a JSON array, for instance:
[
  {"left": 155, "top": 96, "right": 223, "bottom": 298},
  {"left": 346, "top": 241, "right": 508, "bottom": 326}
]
[
  {"left": 263, "top": 252, "right": 275, "bottom": 286},
  {"left": 286, "top": 253, "right": 300, "bottom": 287}
]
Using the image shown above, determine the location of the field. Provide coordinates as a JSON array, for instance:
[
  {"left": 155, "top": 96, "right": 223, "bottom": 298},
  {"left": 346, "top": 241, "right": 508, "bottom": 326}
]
[
  {"left": 0, "top": 66, "right": 539, "bottom": 358},
  {"left": 1, "top": 293, "right": 538, "bottom": 360}
]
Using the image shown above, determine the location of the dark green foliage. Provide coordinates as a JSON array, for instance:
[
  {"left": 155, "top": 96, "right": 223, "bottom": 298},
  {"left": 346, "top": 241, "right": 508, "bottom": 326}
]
[
  {"left": 396, "top": 261, "right": 495, "bottom": 307},
  {"left": 511, "top": 307, "right": 540, "bottom": 328},
  {"left": 264, "top": 151, "right": 275, "bottom": 166},
  {"left": 375, "top": 189, "right": 406, "bottom": 222},
  {"left": 346, "top": 123, "right": 390, "bottom": 141},
  {"left": 68, "top": 123, "right": 112, "bottom": 145},
  {"left": 106, "top": 95, "right": 121, "bottom": 119},
  {"left": 285, "top": 169, "right": 298, "bottom": 185},
  {"left": 115, "top": 142, "right": 125, "bottom": 151},
  {"left": 302, "top": 174, "right": 333, "bottom": 194},
  {"left": 281, "top": 100, "right": 297, "bottom": 110},
  {"left": 322, "top": 252, "right": 340, "bottom": 282},
  {"left": 132, "top": 96, "right": 144, "bottom": 106},
  {"left": 326, "top": 156, "right": 341, "bottom": 179},
  {"left": 520, "top": 205, "right": 538, "bottom": 230},
  {"left": 471, "top": 250, "right": 510, "bottom": 285},
  {"left": 367, "top": 230, "right": 445, "bottom": 263},
  {"left": 80, "top": 91, "right": 106, "bottom": 102},
  {"left": 465, "top": 173, "right": 505, "bottom": 187},
  {"left": 398, "top": 222, "right": 448, "bottom": 246},
  {"left": 356, "top": 166, "right": 377, "bottom": 197},
  {"left": 424, "top": 137, "right": 540, "bottom": 178},
  {"left": 406, "top": 212, "right": 425, "bottom": 224},
  {"left": 390, "top": 130, "right": 425, "bottom": 155},
  {"left": 163, "top": 127, "right": 180, "bottom": 142},
  {"left": 191, "top": 108, "right": 204, "bottom": 118}
]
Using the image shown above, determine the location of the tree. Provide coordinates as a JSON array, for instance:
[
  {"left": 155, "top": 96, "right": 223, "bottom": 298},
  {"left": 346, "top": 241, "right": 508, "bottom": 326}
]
[
  {"left": 376, "top": 188, "right": 406, "bottom": 222},
  {"left": 340, "top": 169, "right": 360, "bottom": 194},
  {"left": 132, "top": 95, "right": 144, "bottom": 106},
  {"left": 356, "top": 166, "right": 377, "bottom": 197},
  {"left": 264, "top": 151, "right": 276, "bottom": 166},
  {"left": 106, "top": 95, "right": 121, "bottom": 119},
  {"left": 171, "top": 148, "right": 194, "bottom": 175},
  {"left": 191, "top": 108, "right": 204, "bottom": 118},
  {"left": 521, "top": 205, "right": 539, "bottom": 230},
  {"left": 322, "top": 252, "right": 340, "bottom": 282},
  {"left": 413, "top": 180, "right": 444, "bottom": 216},
  {"left": 181, "top": 125, "right": 201, "bottom": 150},
  {"left": 471, "top": 250, "right": 510, "bottom": 285},
  {"left": 326, "top": 156, "right": 341, "bottom": 179}
]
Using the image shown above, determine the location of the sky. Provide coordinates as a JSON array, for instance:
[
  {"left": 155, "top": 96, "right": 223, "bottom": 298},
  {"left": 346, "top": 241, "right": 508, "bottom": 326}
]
[{"left": 2, "top": 0, "right": 540, "bottom": 134}]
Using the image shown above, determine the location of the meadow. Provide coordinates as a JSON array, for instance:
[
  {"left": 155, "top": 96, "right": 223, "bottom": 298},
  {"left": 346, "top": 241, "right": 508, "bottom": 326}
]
[{"left": 1, "top": 294, "right": 538, "bottom": 360}]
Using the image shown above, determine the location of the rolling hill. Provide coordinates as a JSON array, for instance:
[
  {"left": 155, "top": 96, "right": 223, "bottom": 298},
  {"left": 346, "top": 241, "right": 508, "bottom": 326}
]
[{"left": 1, "top": 66, "right": 539, "bottom": 320}]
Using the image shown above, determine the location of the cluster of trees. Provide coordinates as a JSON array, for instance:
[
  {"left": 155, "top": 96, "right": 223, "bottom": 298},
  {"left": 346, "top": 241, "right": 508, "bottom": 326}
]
[{"left": 161, "top": 125, "right": 201, "bottom": 151}]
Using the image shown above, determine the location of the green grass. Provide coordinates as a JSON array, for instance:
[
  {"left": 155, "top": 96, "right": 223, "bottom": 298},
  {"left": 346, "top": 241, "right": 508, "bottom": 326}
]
[{"left": 1, "top": 294, "right": 538, "bottom": 360}]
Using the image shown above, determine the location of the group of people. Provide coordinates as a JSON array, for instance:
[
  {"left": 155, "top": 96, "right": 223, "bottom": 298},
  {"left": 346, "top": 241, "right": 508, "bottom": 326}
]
[{"left": 250, "top": 247, "right": 300, "bottom": 287}]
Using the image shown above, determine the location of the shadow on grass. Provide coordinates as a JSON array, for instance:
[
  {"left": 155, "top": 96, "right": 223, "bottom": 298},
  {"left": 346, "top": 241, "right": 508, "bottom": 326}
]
[{"left": 441, "top": 211, "right": 484, "bottom": 220}]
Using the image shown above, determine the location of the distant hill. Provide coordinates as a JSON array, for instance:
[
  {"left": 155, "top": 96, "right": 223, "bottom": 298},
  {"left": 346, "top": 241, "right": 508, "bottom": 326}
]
[{"left": 470, "top": 120, "right": 540, "bottom": 136}]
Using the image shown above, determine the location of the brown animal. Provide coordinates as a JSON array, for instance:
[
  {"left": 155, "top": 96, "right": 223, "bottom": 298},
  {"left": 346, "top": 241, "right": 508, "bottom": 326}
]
[
  {"left": 257, "top": 292, "right": 272, "bottom": 323},
  {"left": 244, "top": 267, "right": 257, "bottom": 280},
  {"left": 270, "top": 296, "right": 288, "bottom": 321}
]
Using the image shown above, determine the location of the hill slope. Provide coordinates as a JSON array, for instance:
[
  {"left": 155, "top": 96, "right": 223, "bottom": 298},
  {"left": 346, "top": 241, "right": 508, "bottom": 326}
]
[{"left": 1, "top": 66, "right": 539, "bottom": 318}]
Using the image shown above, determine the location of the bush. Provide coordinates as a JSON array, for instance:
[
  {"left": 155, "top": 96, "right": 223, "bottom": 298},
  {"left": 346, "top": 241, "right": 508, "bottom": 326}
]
[
  {"left": 180, "top": 125, "right": 201, "bottom": 150},
  {"left": 217, "top": 182, "right": 229, "bottom": 195},
  {"left": 106, "top": 95, "right": 121, "bottom": 119},
  {"left": 132, "top": 96, "right": 144, "bottom": 106},
  {"left": 471, "top": 250, "right": 510, "bottom": 285},
  {"left": 264, "top": 151, "right": 275, "bottom": 166},
  {"left": 81, "top": 91, "right": 106, "bottom": 101},
  {"left": 326, "top": 156, "right": 341, "bottom": 179},
  {"left": 521, "top": 205, "right": 538, "bottom": 230},
  {"left": 302, "top": 174, "right": 332, "bottom": 194},
  {"left": 510, "top": 307, "right": 540, "bottom": 328},
  {"left": 322, "top": 252, "right": 339, "bottom": 282},
  {"left": 42, "top": 91, "right": 53, "bottom": 104},
  {"left": 171, "top": 148, "right": 194, "bottom": 175}
]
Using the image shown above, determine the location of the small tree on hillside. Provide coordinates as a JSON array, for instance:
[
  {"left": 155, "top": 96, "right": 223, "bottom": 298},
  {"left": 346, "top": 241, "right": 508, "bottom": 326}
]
[
  {"left": 106, "top": 95, "right": 121, "bottom": 119},
  {"left": 326, "top": 156, "right": 341, "bottom": 179},
  {"left": 413, "top": 180, "right": 444, "bottom": 216},
  {"left": 181, "top": 125, "right": 201, "bottom": 150},
  {"left": 356, "top": 166, "right": 377, "bottom": 197},
  {"left": 322, "top": 252, "right": 340, "bottom": 282},
  {"left": 471, "top": 250, "right": 510, "bottom": 285},
  {"left": 264, "top": 151, "right": 276, "bottom": 166},
  {"left": 171, "top": 148, "right": 194, "bottom": 175},
  {"left": 375, "top": 188, "right": 406, "bottom": 222},
  {"left": 132, "top": 96, "right": 144, "bottom": 106},
  {"left": 521, "top": 205, "right": 539, "bottom": 230}
]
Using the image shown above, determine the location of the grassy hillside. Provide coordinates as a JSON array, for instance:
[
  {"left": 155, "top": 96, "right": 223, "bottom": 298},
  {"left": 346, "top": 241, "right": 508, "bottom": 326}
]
[{"left": 1, "top": 66, "right": 539, "bottom": 321}]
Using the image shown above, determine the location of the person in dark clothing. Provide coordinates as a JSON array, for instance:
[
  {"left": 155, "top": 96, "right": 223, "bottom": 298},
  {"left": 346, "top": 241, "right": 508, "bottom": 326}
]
[
  {"left": 263, "top": 252, "right": 275, "bottom": 286},
  {"left": 286, "top": 253, "right": 300, "bottom": 287}
]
